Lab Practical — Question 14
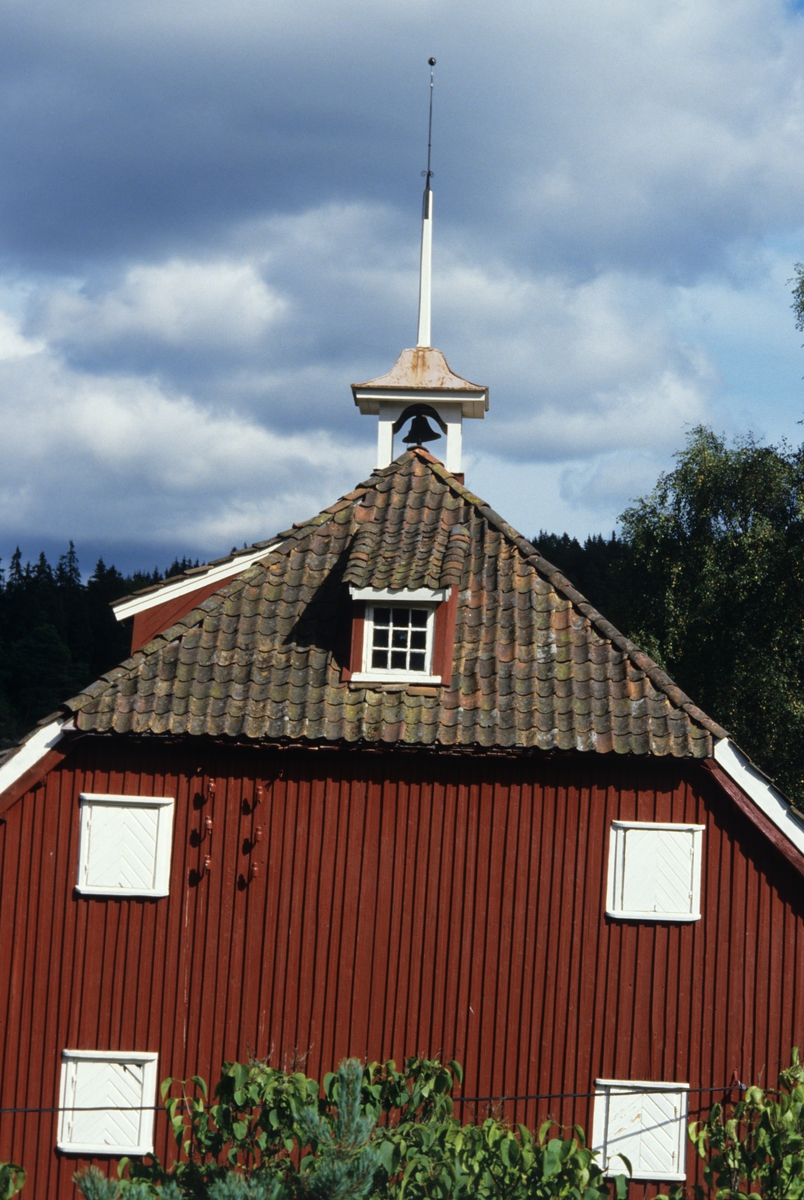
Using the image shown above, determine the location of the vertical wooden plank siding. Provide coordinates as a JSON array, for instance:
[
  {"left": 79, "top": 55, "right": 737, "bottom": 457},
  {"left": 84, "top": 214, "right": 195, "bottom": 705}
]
[{"left": 2, "top": 741, "right": 804, "bottom": 1198}]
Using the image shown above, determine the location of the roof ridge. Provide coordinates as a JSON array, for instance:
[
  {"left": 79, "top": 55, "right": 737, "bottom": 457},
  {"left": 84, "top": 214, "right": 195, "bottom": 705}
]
[
  {"left": 408, "top": 448, "right": 729, "bottom": 741},
  {"left": 110, "top": 466, "right": 404, "bottom": 610},
  {"left": 75, "top": 462, "right": 418, "bottom": 682},
  {"left": 75, "top": 455, "right": 441, "bottom": 681}
]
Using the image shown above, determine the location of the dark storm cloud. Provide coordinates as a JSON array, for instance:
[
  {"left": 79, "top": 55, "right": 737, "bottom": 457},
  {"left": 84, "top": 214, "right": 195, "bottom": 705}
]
[
  {"left": 3, "top": 0, "right": 802, "bottom": 277},
  {"left": 0, "top": 2, "right": 432, "bottom": 267}
]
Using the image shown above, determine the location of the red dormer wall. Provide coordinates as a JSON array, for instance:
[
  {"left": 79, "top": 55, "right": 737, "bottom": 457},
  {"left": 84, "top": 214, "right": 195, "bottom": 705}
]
[{"left": 129, "top": 575, "right": 238, "bottom": 653}]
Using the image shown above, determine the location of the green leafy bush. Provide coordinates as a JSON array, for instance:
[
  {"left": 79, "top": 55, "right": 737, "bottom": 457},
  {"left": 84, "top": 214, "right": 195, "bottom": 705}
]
[
  {"left": 74, "top": 1056, "right": 626, "bottom": 1200},
  {"left": 689, "top": 1049, "right": 804, "bottom": 1200},
  {"left": 0, "top": 1163, "right": 25, "bottom": 1200}
]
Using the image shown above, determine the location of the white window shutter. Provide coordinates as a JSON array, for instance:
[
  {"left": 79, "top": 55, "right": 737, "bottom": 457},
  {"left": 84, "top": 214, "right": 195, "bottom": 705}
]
[
  {"left": 593, "top": 1080, "right": 688, "bottom": 1181},
  {"left": 57, "top": 1051, "right": 158, "bottom": 1154},
  {"left": 77, "top": 794, "right": 174, "bottom": 897},
  {"left": 606, "top": 821, "right": 704, "bottom": 921}
]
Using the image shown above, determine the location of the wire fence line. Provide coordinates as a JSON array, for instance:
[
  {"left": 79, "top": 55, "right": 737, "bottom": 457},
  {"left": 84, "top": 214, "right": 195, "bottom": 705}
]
[{"left": 0, "top": 1081, "right": 748, "bottom": 1115}]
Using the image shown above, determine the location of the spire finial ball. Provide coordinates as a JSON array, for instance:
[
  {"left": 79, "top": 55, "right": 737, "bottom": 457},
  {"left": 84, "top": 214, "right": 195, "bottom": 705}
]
[{"left": 428, "top": 57, "right": 436, "bottom": 65}]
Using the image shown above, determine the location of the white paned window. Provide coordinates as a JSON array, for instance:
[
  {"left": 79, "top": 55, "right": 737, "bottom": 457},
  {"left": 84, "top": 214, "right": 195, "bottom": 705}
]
[
  {"left": 57, "top": 1050, "right": 158, "bottom": 1154},
  {"left": 606, "top": 821, "right": 705, "bottom": 921},
  {"left": 592, "top": 1080, "right": 689, "bottom": 1181},
  {"left": 77, "top": 793, "right": 175, "bottom": 897},
  {"left": 349, "top": 587, "right": 448, "bottom": 684},
  {"left": 367, "top": 604, "right": 433, "bottom": 672}
]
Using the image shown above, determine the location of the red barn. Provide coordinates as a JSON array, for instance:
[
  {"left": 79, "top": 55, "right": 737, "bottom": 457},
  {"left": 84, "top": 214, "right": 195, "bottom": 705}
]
[
  {"left": 2, "top": 198, "right": 804, "bottom": 1195},
  {"left": 3, "top": 410, "right": 804, "bottom": 1196}
]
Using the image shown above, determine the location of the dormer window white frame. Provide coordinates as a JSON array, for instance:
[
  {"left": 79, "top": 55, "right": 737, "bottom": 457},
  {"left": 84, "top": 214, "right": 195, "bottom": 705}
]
[{"left": 348, "top": 587, "right": 450, "bottom": 684}]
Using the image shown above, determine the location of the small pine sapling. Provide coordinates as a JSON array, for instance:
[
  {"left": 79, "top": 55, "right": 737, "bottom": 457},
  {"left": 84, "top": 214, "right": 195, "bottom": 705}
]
[
  {"left": 74, "top": 1167, "right": 181, "bottom": 1200},
  {"left": 296, "top": 1059, "right": 380, "bottom": 1200},
  {"left": 206, "top": 1177, "right": 283, "bottom": 1200}
]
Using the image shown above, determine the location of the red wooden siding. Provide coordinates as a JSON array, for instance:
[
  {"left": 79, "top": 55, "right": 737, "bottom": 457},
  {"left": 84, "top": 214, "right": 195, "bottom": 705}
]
[{"left": 2, "top": 742, "right": 803, "bottom": 1198}]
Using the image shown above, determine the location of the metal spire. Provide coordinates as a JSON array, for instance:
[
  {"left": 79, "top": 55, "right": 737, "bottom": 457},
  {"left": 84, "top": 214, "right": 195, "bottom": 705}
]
[{"left": 416, "top": 57, "right": 436, "bottom": 349}]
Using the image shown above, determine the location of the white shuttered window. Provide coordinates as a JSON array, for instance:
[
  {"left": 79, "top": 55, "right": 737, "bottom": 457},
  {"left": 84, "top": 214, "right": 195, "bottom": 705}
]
[
  {"left": 606, "top": 821, "right": 704, "bottom": 921},
  {"left": 77, "top": 793, "right": 174, "bottom": 897},
  {"left": 57, "top": 1050, "right": 158, "bottom": 1154},
  {"left": 592, "top": 1080, "right": 689, "bottom": 1181}
]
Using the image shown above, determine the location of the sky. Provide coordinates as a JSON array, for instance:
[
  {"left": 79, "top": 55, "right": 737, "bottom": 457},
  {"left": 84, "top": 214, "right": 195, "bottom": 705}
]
[{"left": 3, "top": 0, "right": 804, "bottom": 575}]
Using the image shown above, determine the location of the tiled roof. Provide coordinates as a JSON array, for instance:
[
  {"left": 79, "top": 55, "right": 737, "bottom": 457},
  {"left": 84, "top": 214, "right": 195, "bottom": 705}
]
[{"left": 65, "top": 450, "right": 727, "bottom": 756}]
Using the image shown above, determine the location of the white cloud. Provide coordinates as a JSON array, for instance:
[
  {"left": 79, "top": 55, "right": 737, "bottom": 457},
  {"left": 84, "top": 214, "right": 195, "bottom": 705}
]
[
  {"left": 0, "top": 196, "right": 737, "bottom": 554},
  {"left": 425, "top": 255, "right": 715, "bottom": 460},
  {"left": 39, "top": 259, "right": 287, "bottom": 351},
  {"left": 0, "top": 310, "right": 43, "bottom": 361},
  {"left": 0, "top": 312, "right": 366, "bottom": 551}
]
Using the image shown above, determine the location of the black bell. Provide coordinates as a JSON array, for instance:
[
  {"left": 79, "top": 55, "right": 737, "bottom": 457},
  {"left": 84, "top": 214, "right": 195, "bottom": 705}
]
[{"left": 402, "top": 414, "right": 441, "bottom": 445}]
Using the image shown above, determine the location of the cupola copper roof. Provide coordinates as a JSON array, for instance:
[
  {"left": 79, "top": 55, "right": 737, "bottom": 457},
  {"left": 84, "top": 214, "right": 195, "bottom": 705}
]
[
  {"left": 353, "top": 347, "right": 487, "bottom": 394},
  {"left": 64, "top": 450, "right": 726, "bottom": 756}
]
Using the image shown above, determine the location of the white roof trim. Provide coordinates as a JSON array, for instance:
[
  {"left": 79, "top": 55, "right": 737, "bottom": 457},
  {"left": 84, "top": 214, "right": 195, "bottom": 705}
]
[
  {"left": 714, "top": 737, "right": 804, "bottom": 858},
  {"left": 349, "top": 586, "right": 451, "bottom": 603},
  {"left": 0, "top": 718, "right": 65, "bottom": 798},
  {"left": 113, "top": 543, "right": 278, "bottom": 622}
]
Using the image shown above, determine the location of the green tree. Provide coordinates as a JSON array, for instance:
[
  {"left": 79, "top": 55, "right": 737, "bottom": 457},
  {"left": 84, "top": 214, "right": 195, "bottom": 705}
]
[
  {"left": 618, "top": 425, "right": 804, "bottom": 804},
  {"left": 790, "top": 262, "right": 804, "bottom": 339},
  {"left": 0, "top": 545, "right": 189, "bottom": 745},
  {"left": 530, "top": 532, "right": 627, "bottom": 622}
]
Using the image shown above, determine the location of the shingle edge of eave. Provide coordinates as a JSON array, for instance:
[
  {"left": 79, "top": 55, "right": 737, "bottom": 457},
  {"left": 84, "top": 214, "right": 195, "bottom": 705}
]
[{"left": 52, "top": 723, "right": 713, "bottom": 761}]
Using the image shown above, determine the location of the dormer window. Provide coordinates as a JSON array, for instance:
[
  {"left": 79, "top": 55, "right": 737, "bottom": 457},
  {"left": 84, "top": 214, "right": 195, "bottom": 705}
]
[
  {"left": 345, "top": 587, "right": 453, "bottom": 684},
  {"left": 368, "top": 604, "right": 433, "bottom": 674}
]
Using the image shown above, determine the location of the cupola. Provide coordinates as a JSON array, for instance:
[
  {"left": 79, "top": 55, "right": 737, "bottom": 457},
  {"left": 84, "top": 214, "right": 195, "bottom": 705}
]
[{"left": 351, "top": 59, "right": 488, "bottom": 474}]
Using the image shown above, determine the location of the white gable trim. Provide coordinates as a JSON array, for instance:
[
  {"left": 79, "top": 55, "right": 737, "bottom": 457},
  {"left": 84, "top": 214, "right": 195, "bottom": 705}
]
[
  {"left": 0, "top": 718, "right": 66, "bottom": 798},
  {"left": 112, "top": 543, "right": 278, "bottom": 622},
  {"left": 714, "top": 738, "right": 804, "bottom": 858}
]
